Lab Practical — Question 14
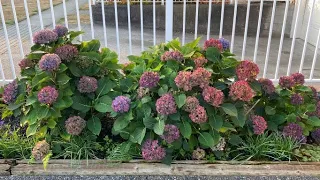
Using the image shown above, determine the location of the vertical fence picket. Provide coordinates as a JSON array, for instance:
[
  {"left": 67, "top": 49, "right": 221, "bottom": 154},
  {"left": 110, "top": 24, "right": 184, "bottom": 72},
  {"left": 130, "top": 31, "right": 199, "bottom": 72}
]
[
  {"left": 194, "top": 0, "right": 199, "bottom": 40},
  {"left": 10, "top": 0, "right": 24, "bottom": 58},
  {"left": 153, "top": 0, "right": 156, "bottom": 46},
  {"left": 75, "top": 0, "right": 82, "bottom": 41},
  {"left": 101, "top": 1, "right": 108, "bottom": 47},
  {"left": 49, "top": 0, "right": 56, "bottom": 27},
  {"left": 165, "top": 0, "right": 173, "bottom": 42},
  {"left": 230, "top": 0, "right": 238, "bottom": 53},
  {"left": 140, "top": 0, "right": 144, "bottom": 51},
  {"left": 275, "top": 0, "right": 290, "bottom": 79},
  {"left": 114, "top": 0, "right": 120, "bottom": 54},
  {"left": 207, "top": 0, "right": 212, "bottom": 40},
  {"left": 127, "top": 0, "right": 132, "bottom": 54},
  {"left": 241, "top": 0, "right": 251, "bottom": 60},
  {"left": 23, "top": 0, "right": 33, "bottom": 45},
  {"left": 219, "top": 0, "right": 225, "bottom": 38},
  {"left": 89, "top": 0, "right": 95, "bottom": 39},
  {"left": 36, "top": 0, "right": 44, "bottom": 29},
  {"left": 309, "top": 29, "right": 320, "bottom": 80},
  {"left": 0, "top": 58, "right": 6, "bottom": 84},
  {"left": 182, "top": 0, "right": 186, "bottom": 45},
  {"left": 62, "top": 0, "right": 68, "bottom": 28},
  {"left": 253, "top": 0, "right": 264, "bottom": 63}
]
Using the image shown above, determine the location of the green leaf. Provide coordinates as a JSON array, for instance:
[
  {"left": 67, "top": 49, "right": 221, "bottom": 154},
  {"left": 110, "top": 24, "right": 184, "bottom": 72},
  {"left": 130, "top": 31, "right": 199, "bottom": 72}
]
[
  {"left": 97, "top": 77, "right": 116, "bottom": 96},
  {"left": 47, "top": 119, "right": 57, "bottom": 129},
  {"left": 185, "top": 37, "right": 200, "bottom": 48},
  {"left": 58, "top": 64, "right": 68, "bottom": 73},
  {"left": 129, "top": 127, "right": 146, "bottom": 145},
  {"left": 7, "top": 103, "right": 23, "bottom": 111},
  {"left": 295, "top": 85, "right": 312, "bottom": 92},
  {"left": 286, "top": 113, "right": 296, "bottom": 123},
  {"left": 206, "top": 47, "right": 221, "bottom": 63},
  {"left": 80, "top": 39, "right": 100, "bottom": 52},
  {"left": 231, "top": 108, "right": 246, "bottom": 127},
  {"left": 31, "top": 72, "right": 50, "bottom": 87},
  {"left": 209, "top": 114, "right": 223, "bottom": 131},
  {"left": 143, "top": 116, "right": 157, "bottom": 129},
  {"left": 114, "top": 111, "right": 133, "bottom": 131},
  {"left": 71, "top": 96, "right": 91, "bottom": 113},
  {"left": 169, "top": 112, "right": 180, "bottom": 121},
  {"left": 68, "top": 62, "right": 82, "bottom": 77},
  {"left": 198, "top": 132, "right": 214, "bottom": 148},
  {"left": 265, "top": 106, "right": 276, "bottom": 115},
  {"left": 306, "top": 104, "right": 316, "bottom": 112},
  {"left": 87, "top": 116, "right": 102, "bottom": 135},
  {"left": 179, "top": 121, "right": 192, "bottom": 139},
  {"left": 120, "top": 78, "right": 133, "bottom": 92},
  {"left": 228, "top": 135, "right": 243, "bottom": 146},
  {"left": 141, "top": 96, "right": 152, "bottom": 104},
  {"left": 56, "top": 73, "right": 71, "bottom": 85},
  {"left": 26, "top": 124, "right": 38, "bottom": 137},
  {"left": 37, "top": 106, "right": 49, "bottom": 120},
  {"left": 306, "top": 116, "right": 320, "bottom": 127},
  {"left": 221, "top": 103, "right": 238, "bottom": 117},
  {"left": 174, "top": 94, "right": 186, "bottom": 108},
  {"left": 153, "top": 119, "right": 165, "bottom": 135},
  {"left": 94, "top": 95, "right": 112, "bottom": 113},
  {"left": 26, "top": 95, "right": 37, "bottom": 106},
  {"left": 158, "top": 85, "right": 168, "bottom": 96}
]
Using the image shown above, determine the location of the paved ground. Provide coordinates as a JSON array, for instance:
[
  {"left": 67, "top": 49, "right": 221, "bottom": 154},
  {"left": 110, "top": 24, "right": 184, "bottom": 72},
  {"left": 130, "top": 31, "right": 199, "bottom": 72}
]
[
  {"left": 0, "top": 176, "right": 320, "bottom": 180},
  {"left": 0, "top": 1, "right": 319, "bottom": 85}
]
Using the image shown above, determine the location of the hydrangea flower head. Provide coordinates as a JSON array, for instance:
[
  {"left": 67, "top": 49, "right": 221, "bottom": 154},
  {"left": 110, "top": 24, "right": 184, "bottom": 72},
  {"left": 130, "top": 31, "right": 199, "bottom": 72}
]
[
  {"left": 189, "top": 105, "right": 208, "bottom": 124},
  {"left": 291, "top": 72, "right": 305, "bottom": 85},
  {"left": 161, "top": 50, "right": 184, "bottom": 62},
  {"left": 55, "top": 45, "right": 78, "bottom": 62},
  {"left": 18, "top": 58, "right": 34, "bottom": 70},
  {"left": 258, "top": 78, "right": 275, "bottom": 95},
  {"left": 112, "top": 96, "right": 131, "bottom": 113},
  {"left": 3, "top": 80, "right": 18, "bottom": 104},
  {"left": 202, "top": 86, "right": 224, "bottom": 107},
  {"left": 236, "top": 60, "right": 259, "bottom": 81},
  {"left": 229, "top": 80, "right": 255, "bottom": 102},
  {"left": 279, "top": 76, "right": 295, "bottom": 89},
  {"left": 283, "top": 123, "right": 303, "bottom": 140},
  {"left": 156, "top": 93, "right": 177, "bottom": 115},
  {"left": 183, "top": 96, "right": 200, "bottom": 113},
  {"left": 290, "top": 93, "right": 304, "bottom": 105},
  {"left": 39, "top": 54, "right": 61, "bottom": 72},
  {"left": 309, "top": 86, "right": 319, "bottom": 100},
  {"left": 193, "top": 56, "right": 208, "bottom": 68},
  {"left": 77, "top": 76, "right": 98, "bottom": 93},
  {"left": 33, "top": 29, "right": 58, "bottom": 44},
  {"left": 139, "top": 72, "right": 160, "bottom": 88},
  {"left": 137, "top": 87, "right": 149, "bottom": 99},
  {"left": 160, "top": 124, "right": 180, "bottom": 144},
  {"left": 218, "top": 38, "right": 230, "bottom": 51},
  {"left": 192, "top": 148, "right": 206, "bottom": 160},
  {"left": 38, "top": 86, "right": 59, "bottom": 105},
  {"left": 211, "top": 137, "right": 226, "bottom": 151},
  {"left": 203, "top": 38, "right": 223, "bottom": 51},
  {"left": 191, "top": 67, "right": 212, "bottom": 89},
  {"left": 65, "top": 116, "right": 86, "bottom": 136},
  {"left": 175, "top": 71, "right": 193, "bottom": 91},
  {"left": 142, "top": 139, "right": 166, "bottom": 160},
  {"left": 32, "top": 140, "right": 50, "bottom": 161},
  {"left": 251, "top": 115, "right": 267, "bottom": 135},
  {"left": 311, "top": 128, "right": 320, "bottom": 144},
  {"left": 53, "top": 25, "right": 68, "bottom": 37}
]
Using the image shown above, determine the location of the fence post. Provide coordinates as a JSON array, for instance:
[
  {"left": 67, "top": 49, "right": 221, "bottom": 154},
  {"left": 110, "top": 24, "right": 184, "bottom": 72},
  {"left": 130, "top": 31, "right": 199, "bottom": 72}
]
[{"left": 165, "top": 0, "right": 173, "bottom": 42}]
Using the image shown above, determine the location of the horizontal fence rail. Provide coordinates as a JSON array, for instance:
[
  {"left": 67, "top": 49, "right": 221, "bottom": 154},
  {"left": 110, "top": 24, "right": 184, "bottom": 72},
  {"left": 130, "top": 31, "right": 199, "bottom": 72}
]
[{"left": 0, "top": 0, "right": 319, "bottom": 85}]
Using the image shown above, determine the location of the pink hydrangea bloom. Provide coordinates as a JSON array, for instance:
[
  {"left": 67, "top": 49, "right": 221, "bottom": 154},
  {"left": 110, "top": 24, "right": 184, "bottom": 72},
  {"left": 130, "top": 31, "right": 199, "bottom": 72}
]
[
  {"left": 191, "top": 67, "right": 212, "bottom": 89},
  {"left": 258, "top": 78, "right": 275, "bottom": 95},
  {"left": 65, "top": 116, "right": 86, "bottom": 136},
  {"left": 175, "top": 71, "right": 193, "bottom": 91},
  {"left": 160, "top": 124, "right": 180, "bottom": 144},
  {"left": 229, "top": 80, "right": 255, "bottom": 102},
  {"left": 142, "top": 139, "right": 166, "bottom": 160},
  {"left": 33, "top": 29, "right": 58, "bottom": 44},
  {"left": 139, "top": 72, "right": 160, "bottom": 88},
  {"left": 156, "top": 93, "right": 177, "bottom": 115},
  {"left": 203, "top": 38, "right": 223, "bottom": 51},
  {"left": 112, "top": 96, "right": 131, "bottom": 113},
  {"left": 290, "top": 93, "right": 304, "bottom": 105},
  {"left": 18, "top": 58, "right": 33, "bottom": 70},
  {"left": 236, "top": 60, "right": 259, "bottom": 81},
  {"left": 189, "top": 105, "right": 208, "bottom": 124},
  {"left": 53, "top": 25, "right": 68, "bottom": 37},
  {"left": 202, "top": 86, "right": 224, "bottom": 107},
  {"left": 309, "top": 86, "right": 319, "bottom": 100},
  {"left": 3, "top": 80, "right": 18, "bottom": 104},
  {"left": 193, "top": 56, "right": 208, "bottom": 68},
  {"left": 77, "top": 76, "right": 98, "bottom": 93},
  {"left": 279, "top": 76, "right": 295, "bottom": 89},
  {"left": 32, "top": 140, "right": 50, "bottom": 161},
  {"left": 183, "top": 96, "right": 200, "bottom": 113},
  {"left": 38, "top": 86, "right": 59, "bottom": 105},
  {"left": 161, "top": 50, "right": 184, "bottom": 62},
  {"left": 55, "top": 44, "right": 78, "bottom": 62},
  {"left": 251, "top": 115, "right": 267, "bottom": 135},
  {"left": 39, "top": 54, "right": 61, "bottom": 72},
  {"left": 291, "top": 72, "right": 305, "bottom": 85}
]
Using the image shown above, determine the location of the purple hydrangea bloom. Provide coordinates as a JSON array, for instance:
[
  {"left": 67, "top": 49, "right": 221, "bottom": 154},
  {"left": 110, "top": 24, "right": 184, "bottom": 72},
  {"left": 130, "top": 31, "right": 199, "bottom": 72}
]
[
  {"left": 251, "top": 115, "right": 267, "bottom": 135},
  {"left": 160, "top": 124, "right": 180, "bottom": 144},
  {"left": 279, "top": 76, "right": 295, "bottom": 89},
  {"left": 53, "top": 25, "right": 68, "bottom": 37},
  {"left": 65, "top": 116, "right": 86, "bottom": 136},
  {"left": 161, "top": 50, "right": 184, "bottom": 62},
  {"left": 39, "top": 54, "right": 61, "bottom": 72},
  {"left": 0, "top": 120, "right": 4, "bottom": 127},
  {"left": 156, "top": 93, "right": 177, "bottom": 116},
  {"left": 55, "top": 44, "right": 78, "bottom": 62},
  {"left": 33, "top": 29, "right": 58, "bottom": 44},
  {"left": 139, "top": 72, "right": 160, "bottom": 88},
  {"left": 311, "top": 128, "right": 320, "bottom": 144},
  {"left": 283, "top": 123, "right": 303, "bottom": 140},
  {"left": 38, "top": 86, "right": 59, "bottom": 105},
  {"left": 18, "top": 58, "right": 34, "bottom": 70},
  {"left": 3, "top": 80, "right": 18, "bottom": 104},
  {"left": 290, "top": 93, "right": 304, "bottom": 105},
  {"left": 218, "top": 38, "right": 230, "bottom": 50},
  {"left": 310, "top": 86, "right": 319, "bottom": 100},
  {"left": 112, "top": 96, "right": 131, "bottom": 113},
  {"left": 258, "top": 78, "right": 275, "bottom": 95},
  {"left": 291, "top": 72, "right": 305, "bottom": 85},
  {"left": 142, "top": 139, "right": 166, "bottom": 160},
  {"left": 77, "top": 76, "right": 98, "bottom": 93}
]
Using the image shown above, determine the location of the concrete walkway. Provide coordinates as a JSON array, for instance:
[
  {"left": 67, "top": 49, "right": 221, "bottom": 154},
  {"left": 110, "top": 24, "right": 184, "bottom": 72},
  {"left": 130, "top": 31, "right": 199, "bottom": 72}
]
[{"left": 0, "top": 1, "right": 320, "bottom": 83}]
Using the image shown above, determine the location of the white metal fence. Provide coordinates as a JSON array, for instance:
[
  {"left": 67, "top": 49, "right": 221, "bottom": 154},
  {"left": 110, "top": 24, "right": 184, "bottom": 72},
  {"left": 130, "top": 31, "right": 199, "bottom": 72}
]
[{"left": 0, "top": 0, "right": 320, "bottom": 84}]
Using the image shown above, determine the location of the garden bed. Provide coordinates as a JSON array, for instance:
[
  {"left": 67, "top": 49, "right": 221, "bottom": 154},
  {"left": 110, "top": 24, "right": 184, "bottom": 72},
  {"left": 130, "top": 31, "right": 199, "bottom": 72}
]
[{"left": 1, "top": 160, "right": 320, "bottom": 176}]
